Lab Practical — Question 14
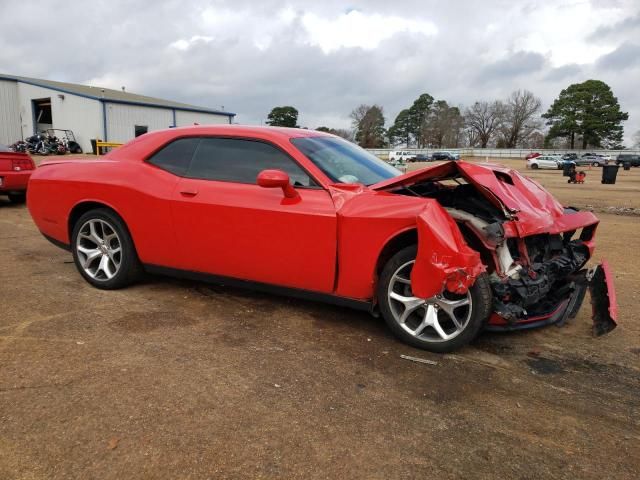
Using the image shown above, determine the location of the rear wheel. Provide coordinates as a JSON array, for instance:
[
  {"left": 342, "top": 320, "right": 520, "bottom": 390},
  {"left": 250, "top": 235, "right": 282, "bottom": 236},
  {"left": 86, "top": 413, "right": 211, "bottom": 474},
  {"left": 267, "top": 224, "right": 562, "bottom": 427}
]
[
  {"left": 71, "top": 208, "right": 142, "bottom": 289},
  {"left": 8, "top": 193, "right": 26, "bottom": 204},
  {"left": 377, "top": 245, "right": 491, "bottom": 352},
  {"left": 592, "top": 161, "right": 600, "bottom": 167}
]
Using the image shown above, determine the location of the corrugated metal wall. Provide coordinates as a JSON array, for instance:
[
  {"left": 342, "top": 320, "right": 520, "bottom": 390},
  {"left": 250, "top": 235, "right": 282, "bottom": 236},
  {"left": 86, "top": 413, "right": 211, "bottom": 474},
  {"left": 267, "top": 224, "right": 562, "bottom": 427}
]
[
  {"left": 175, "top": 110, "right": 230, "bottom": 126},
  {"left": 16, "top": 83, "right": 102, "bottom": 153},
  {"left": 105, "top": 103, "right": 174, "bottom": 143},
  {"left": 0, "top": 80, "right": 21, "bottom": 145},
  {"left": 1, "top": 80, "right": 233, "bottom": 149}
]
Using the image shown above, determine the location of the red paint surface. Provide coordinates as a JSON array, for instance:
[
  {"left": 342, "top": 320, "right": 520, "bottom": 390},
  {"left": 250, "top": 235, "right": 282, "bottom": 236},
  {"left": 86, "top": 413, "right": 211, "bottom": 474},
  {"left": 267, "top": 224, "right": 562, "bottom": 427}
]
[
  {"left": 411, "top": 202, "right": 485, "bottom": 298},
  {"left": 0, "top": 151, "right": 35, "bottom": 193}
]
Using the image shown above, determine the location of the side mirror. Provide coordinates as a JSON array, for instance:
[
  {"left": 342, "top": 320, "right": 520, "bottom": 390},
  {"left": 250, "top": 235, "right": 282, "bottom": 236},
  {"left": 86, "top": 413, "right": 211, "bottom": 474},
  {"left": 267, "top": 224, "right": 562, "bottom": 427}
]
[{"left": 257, "top": 169, "right": 299, "bottom": 199}]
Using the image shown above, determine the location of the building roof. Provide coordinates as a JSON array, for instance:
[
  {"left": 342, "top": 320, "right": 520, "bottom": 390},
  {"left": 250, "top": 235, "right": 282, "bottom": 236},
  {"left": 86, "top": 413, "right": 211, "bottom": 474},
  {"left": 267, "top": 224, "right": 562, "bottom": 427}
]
[{"left": 0, "top": 73, "right": 235, "bottom": 117}]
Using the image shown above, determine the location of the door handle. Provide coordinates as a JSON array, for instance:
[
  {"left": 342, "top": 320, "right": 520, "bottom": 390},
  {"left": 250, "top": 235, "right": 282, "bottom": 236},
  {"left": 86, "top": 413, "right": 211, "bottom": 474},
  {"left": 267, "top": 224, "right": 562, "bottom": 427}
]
[{"left": 179, "top": 189, "right": 198, "bottom": 197}]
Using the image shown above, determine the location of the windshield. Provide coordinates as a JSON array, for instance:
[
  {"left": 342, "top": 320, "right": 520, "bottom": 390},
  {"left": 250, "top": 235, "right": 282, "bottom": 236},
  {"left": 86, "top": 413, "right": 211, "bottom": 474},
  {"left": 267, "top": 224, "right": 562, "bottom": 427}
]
[{"left": 291, "top": 136, "right": 401, "bottom": 185}]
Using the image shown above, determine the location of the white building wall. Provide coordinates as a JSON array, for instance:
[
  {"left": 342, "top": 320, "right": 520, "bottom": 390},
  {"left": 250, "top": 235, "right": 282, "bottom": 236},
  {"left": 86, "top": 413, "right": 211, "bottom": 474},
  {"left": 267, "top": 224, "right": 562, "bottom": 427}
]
[
  {"left": 175, "top": 110, "right": 230, "bottom": 126},
  {"left": 0, "top": 80, "right": 22, "bottom": 145},
  {"left": 16, "top": 82, "right": 102, "bottom": 153},
  {"left": 105, "top": 103, "right": 175, "bottom": 144}
]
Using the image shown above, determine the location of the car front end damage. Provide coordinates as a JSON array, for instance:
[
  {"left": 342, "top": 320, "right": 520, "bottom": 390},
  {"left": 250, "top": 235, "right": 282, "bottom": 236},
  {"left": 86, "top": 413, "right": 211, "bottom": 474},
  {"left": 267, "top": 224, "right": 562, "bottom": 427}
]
[{"left": 372, "top": 161, "right": 617, "bottom": 335}]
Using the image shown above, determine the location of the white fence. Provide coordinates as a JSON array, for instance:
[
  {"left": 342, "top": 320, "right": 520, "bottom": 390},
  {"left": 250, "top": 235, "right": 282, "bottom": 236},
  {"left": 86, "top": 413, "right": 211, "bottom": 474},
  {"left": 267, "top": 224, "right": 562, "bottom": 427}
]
[{"left": 367, "top": 148, "right": 640, "bottom": 160}]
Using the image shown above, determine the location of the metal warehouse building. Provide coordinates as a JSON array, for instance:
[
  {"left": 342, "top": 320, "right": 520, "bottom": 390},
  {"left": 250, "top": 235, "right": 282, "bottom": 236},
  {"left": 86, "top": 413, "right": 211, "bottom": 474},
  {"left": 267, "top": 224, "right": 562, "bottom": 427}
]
[{"left": 0, "top": 73, "right": 235, "bottom": 153}]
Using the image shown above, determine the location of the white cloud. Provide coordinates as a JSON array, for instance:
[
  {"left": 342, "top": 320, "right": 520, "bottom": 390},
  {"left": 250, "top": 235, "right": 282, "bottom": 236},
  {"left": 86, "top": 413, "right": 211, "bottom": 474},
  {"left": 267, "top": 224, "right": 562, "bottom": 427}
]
[
  {"left": 169, "top": 35, "right": 214, "bottom": 51},
  {"left": 301, "top": 10, "right": 437, "bottom": 53}
]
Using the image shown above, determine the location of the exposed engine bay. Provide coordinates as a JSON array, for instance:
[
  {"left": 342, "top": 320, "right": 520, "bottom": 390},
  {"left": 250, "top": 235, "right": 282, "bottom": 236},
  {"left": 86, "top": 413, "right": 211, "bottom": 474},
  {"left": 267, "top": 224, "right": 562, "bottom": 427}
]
[{"left": 390, "top": 169, "right": 616, "bottom": 334}]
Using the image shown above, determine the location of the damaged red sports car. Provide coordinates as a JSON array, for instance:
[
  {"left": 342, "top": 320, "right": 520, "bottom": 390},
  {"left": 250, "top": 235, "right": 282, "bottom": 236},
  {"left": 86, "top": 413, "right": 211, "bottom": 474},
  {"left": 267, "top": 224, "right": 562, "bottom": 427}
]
[{"left": 27, "top": 126, "right": 617, "bottom": 352}]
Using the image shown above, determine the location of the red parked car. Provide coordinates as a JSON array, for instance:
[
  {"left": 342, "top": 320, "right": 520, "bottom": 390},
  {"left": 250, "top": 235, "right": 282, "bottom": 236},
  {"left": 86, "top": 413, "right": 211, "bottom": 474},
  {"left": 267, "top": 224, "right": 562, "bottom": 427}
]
[
  {"left": 525, "top": 152, "right": 541, "bottom": 160},
  {"left": 0, "top": 144, "right": 35, "bottom": 203},
  {"left": 26, "top": 126, "right": 617, "bottom": 352}
]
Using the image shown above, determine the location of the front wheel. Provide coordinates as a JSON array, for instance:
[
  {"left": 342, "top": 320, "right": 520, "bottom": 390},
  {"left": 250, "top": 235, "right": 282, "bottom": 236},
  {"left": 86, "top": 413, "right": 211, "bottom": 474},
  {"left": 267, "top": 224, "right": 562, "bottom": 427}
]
[
  {"left": 592, "top": 161, "right": 600, "bottom": 167},
  {"left": 530, "top": 163, "right": 539, "bottom": 169},
  {"left": 377, "top": 245, "right": 492, "bottom": 352},
  {"left": 71, "top": 208, "right": 142, "bottom": 289}
]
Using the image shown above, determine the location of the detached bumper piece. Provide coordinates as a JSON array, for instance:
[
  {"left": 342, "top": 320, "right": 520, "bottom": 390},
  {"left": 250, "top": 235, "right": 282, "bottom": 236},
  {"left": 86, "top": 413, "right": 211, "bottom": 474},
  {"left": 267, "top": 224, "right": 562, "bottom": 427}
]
[
  {"left": 588, "top": 261, "right": 617, "bottom": 336},
  {"left": 487, "top": 261, "right": 617, "bottom": 335}
]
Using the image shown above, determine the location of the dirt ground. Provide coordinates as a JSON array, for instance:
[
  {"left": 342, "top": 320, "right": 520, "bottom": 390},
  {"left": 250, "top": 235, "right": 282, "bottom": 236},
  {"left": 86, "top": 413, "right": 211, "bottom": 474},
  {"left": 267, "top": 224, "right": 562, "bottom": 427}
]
[{"left": 1, "top": 157, "right": 638, "bottom": 479}]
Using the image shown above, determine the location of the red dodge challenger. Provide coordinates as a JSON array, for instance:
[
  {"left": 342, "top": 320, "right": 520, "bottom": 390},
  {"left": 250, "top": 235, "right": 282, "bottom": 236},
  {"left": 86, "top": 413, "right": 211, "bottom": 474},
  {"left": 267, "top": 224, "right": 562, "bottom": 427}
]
[
  {"left": 26, "top": 126, "right": 617, "bottom": 352},
  {"left": 1, "top": 144, "right": 36, "bottom": 203}
]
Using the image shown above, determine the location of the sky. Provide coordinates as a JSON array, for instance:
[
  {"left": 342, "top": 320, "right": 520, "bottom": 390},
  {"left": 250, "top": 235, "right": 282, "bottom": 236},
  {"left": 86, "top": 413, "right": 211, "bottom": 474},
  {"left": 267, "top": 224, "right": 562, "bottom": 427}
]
[{"left": 1, "top": 0, "right": 639, "bottom": 145}]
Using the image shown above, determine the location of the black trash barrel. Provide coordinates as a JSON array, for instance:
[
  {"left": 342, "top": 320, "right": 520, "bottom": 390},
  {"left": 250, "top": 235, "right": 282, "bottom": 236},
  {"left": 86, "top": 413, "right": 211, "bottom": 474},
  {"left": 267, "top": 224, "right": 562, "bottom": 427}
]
[
  {"left": 601, "top": 164, "right": 619, "bottom": 184},
  {"left": 623, "top": 161, "right": 631, "bottom": 171},
  {"left": 562, "top": 162, "right": 574, "bottom": 177},
  {"left": 90, "top": 139, "right": 97, "bottom": 155}
]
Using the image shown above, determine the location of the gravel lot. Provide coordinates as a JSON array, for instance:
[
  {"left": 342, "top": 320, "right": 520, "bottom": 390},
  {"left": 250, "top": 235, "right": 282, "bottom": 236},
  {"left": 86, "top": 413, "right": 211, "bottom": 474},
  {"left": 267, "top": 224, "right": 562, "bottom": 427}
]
[{"left": 1, "top": 157, "right": 639, "bottom": 479}]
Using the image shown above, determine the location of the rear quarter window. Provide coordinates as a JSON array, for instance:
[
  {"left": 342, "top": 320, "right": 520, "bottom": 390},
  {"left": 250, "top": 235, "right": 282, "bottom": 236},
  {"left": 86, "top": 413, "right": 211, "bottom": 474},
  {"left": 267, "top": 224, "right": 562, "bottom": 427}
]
[{"left": 147, "top": 138, "right": 201, "bottom": 176}]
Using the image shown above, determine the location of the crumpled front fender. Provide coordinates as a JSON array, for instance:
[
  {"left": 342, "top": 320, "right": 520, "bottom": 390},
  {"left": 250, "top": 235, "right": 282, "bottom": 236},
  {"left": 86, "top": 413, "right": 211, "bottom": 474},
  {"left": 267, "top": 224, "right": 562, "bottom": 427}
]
[{"left": 410, "top": 201, "right": 486, "bottom": 298}]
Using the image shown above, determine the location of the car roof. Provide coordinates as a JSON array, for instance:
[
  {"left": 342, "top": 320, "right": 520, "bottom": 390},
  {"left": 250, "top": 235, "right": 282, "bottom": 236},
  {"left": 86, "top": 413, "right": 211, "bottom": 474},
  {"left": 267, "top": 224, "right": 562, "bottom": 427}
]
[
  {"left": 154, "top": 124, "right": 332, "bottom": 139},
  {"left": 106, "top": 124, "right": 336, "bottom": 161}
]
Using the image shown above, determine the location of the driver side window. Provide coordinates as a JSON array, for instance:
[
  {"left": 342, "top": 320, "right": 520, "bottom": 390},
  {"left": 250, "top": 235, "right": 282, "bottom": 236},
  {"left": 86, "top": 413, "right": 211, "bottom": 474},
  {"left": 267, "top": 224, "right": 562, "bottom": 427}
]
[{"left": 187, "top": 138, "right": 316, "bottom": 187}]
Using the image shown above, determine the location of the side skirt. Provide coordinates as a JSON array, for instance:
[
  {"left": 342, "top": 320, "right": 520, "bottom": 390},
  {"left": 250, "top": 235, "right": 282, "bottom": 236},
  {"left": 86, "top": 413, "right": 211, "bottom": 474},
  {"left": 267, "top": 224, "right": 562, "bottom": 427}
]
[
  {"left": 43, "top": 234, "right": 71, "bottom": 252},
  {"left": 144, "top": 264, "right": 373, "bottom": 313}
]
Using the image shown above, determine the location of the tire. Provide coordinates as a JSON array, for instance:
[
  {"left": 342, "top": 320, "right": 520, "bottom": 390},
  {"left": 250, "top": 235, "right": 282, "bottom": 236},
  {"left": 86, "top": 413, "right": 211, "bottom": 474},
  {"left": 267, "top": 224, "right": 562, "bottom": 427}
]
[
  {"left": 377, "top": 245, "right": 492, "bottom": 353},
  {"left": 71, "top": 208, "right": 142, "bottom": 289},
  {"left": 530, "top": 163, "right": 539, "bottom": 169},
  {"left": 69, "top": 142, "right": 83, "bottom": 154},
  {"left": 592, "top": 162, "right": 600, "bottom": 167},
  {"left": 8, "top": 193, "right": 26, "bottom": 204}
]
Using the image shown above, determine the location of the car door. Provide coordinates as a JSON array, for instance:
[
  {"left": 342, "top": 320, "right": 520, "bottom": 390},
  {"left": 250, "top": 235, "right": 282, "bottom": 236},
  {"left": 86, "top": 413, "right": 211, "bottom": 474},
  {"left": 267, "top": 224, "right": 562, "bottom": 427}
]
[
  {"left": 171, "top": 136, "right": 338, "bottom": 293},
  {"left": 539, "top": 156, "right": 554, "bottom": 169}
]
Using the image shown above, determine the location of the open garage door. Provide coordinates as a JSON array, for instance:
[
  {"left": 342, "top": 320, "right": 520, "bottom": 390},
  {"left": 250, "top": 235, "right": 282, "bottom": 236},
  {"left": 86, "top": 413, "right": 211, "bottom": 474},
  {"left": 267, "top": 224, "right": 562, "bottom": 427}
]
[{"left": 32, "top": 98, "right": 52, "bottom": 134}]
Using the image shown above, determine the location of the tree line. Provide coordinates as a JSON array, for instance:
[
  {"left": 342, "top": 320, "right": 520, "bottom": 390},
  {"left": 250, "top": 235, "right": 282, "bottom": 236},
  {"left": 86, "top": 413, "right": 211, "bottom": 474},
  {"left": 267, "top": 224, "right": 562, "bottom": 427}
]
[{"left": 264, "top": 79, "right": 630, "bottom": 149}]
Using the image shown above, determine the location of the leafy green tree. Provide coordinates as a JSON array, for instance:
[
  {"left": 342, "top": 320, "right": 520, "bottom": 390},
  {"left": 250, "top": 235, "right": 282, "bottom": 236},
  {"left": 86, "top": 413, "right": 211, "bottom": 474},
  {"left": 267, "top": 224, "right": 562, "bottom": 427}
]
[
  {"left": 266, "top": 106, "right": 299, "bottom": 128},
  {"left": 543, "top": 80, "right": 628, "bottom": 149},
  {"left": 408, "top": 93, "right": 434, "bottom": 147},
  {"left": 388, "top": 109, "right": 413, "bottom": 147},
  {"left": 350, "top": 104, "right": 387, "bottom": 148}
]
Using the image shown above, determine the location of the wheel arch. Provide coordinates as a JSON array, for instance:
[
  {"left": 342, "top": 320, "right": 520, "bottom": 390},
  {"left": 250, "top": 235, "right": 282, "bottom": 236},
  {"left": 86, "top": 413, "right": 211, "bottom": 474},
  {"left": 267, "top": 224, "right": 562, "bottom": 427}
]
[
  {"left": 373, "top": 228, "right": 418, "bottom": 297},
  {"left": 68, "top": 200, "right": 130, "bottom": 245}
]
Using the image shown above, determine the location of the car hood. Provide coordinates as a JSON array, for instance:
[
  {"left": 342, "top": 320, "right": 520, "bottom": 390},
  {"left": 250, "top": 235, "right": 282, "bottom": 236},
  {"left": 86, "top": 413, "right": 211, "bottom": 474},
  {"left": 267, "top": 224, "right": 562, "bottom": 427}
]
[{"left": 370, "top": 160, "right": 598, "bottom": 237}]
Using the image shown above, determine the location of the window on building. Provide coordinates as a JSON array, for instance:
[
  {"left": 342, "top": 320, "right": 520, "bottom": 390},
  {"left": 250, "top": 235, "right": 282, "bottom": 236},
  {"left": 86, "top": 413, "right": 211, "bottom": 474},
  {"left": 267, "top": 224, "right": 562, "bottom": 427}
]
[
  {"left": 187, "top": 138, "right": 315, "bottom": 187},
  {"left": 147, "top": 137, "right": 200, "bottom": 176},
  {"left": 135, "top": 125, "right": 148, "bottom": 137}
]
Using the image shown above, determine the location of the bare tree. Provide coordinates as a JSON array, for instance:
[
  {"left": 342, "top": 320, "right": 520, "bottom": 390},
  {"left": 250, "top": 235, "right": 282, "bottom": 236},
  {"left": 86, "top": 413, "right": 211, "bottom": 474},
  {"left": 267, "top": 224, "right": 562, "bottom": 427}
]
[
  {"left": 349, "top": 104, "right": 370, "bottom": 127},
  {"left": 350, "top": 104, "right": 387, "bottom": 148},
  {"left": 421, "top": 101, "right": 464, "bottom": 148},
  {"left": 500, "top": 90, "right": 542, "bottom": 148},
  {"left": 316, "top": 126, "right": 355, "bottom": 141},
  {"left": 464, "top": 101, "right": 503, "bottom": 148}
]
